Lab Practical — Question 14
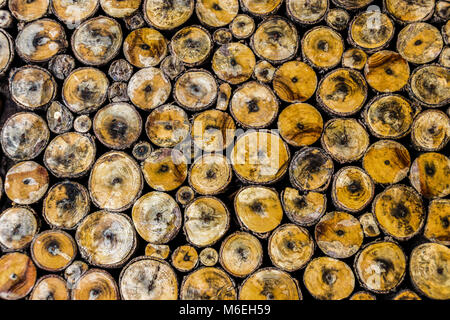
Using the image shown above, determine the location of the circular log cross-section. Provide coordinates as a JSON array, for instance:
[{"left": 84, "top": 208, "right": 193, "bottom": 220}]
[
  {"left": 231, "top": 130, "right": 290, "bottom": 184},
  {"left": 189, "top": 153, "right": 232, "bottom": 195},
  {"left": 76, "top": 211, "right": 136, "bottom": 268},
  {"left": 0, "top": 206, "right": 38, "bottom": 251},
  {"left": 5, "top": 161, "right": 49, "bottom": 205},
  {"left": 281, "top": 187, "right": 326, "bottom": 227},
  {"left": 409, "top": 64, "right": 450, "bottom": 108},
  {"left": 180, "top": 267, "right": 236, "bottom": 300},
  {"left": 31, "top": 230, "right": 77, "bottom": 272},
  {"left": 229, "top": 14, "right": 255, "bottom": 39},
  {"left": 342, "top": 48, "right": 367, "bottom": 70},
  {"left": 0, "top": 29, "right": 13, "bottom": 77},
  {"left": 131, "top": 191, "right": 182, "bottom": 244},
  {"left": 71, "top": 269, "right": 119, "bottom": 300},
  {"left": 174, "top": 69, "right": 217, "bottom": 111},
  {"left": 89, "top": 151, "right": 143, "bottom": 212},
  {"left": 385, "top": 0, "right": 435, "bottom": 23},
  {"left": 410, "top": 243, "right": 450, "bottom": 300},
  {"left": 234, "top": 186, "right": 283, "bottom": 235},
  {"left": 123, "top": 27, "right": 168, "bottom": 68},
  {"left": 273, "top": 61, "right": 317, "bottom": 103},
  {"left": 411, "top": 109, "right": 450, "bottom": 151},
  {"left": 268, "top": 224, "right": 314, "bottom": 272},
  {"left": 0, "top": 252, "right": 37, "bottom": 300},
  {"left": 302, "top": 26, "right": 344, "bottom": 70},
  {"left": 240, "top": 0, "right": 281, "bottom": 16},
  {"left": 219, "top": 232, "right": 263, "bottom": 278},
  {"left": 424, "top": 199, "right": 450, "bottom": 245},
  {"left": 120, "top": 257, "right": 178, "bottom": 300},
  {"left": 44, "top": 132, "right": 96, "bottom": 178},
  {"left": 212, "top": 42, "right": 256, "bottom": 84},
  {"left": 239, "top": 268, "right": 301, "bottom": 300},
  {"left": 141, "top": 148, "right": 188, "bottom": 192},
  {"left": 362, "top": 140, "right": 411, "bottom": 185},
  {"left": 251, "top": 17, "right": 298, "bottom": 64},
  {"left": 71, "top": 16, "right": 122, "bottom": 66},
  {"left": 354, "top": 240, "right": 406, "bottom": 294},
  {"left": 16, "top": 19, "right": 67, "bottom": 63},
  {"left": 373, "top": 184, "right": 425, "bottom": 240},
  {"left": 51, "top": 0, "right": 99, "bottom": 25},
  {"left": 170, "top": 25, "right": 212, "bottom": 66},
  {"left": 9, "top": 65, "right": 56, "bottom": 110},
  {"left": 62, "top": 67, "right": 109, "bottom": 114},
  {"left": 199, "top": 247, "right": 218, "bottom": 267},
  {"left": 196, "top": 0, "right": 239, "bottom": 28},
  {"left": 43, "top": 181, "right": 90, "bottom": 230},
  {"left": 317, "top": 68, "right": 367, "bottom": 116},
  {"left": 289, "top": 147, "right": 334, "bottom": 192},
  {"left": 321, "top": 118, "right": 369, "bottom": 163},
  {"left": 230, "top": 81, "right": 278, "bottom": 129},
  {"left": 184, "top": 196, "right": 230, "bottom": 247},
  {"left": 143, "top": 0, "right": 194, "bottom": 30},
  {"left": 1, "top": 112, "right": 49, "bottom": 161},
  {"left": 172, "top": 245, "right": 199, "bottom": 272},
  {"left": 287, "top": 0, "right": 328, "bottom": 25},
  {"left": 30, "top": 275, "right": 69, "bottom": 300},
  {"left": 326, "top": 9, "right": 350, "bottom": 31},
  {"left": 303, "top": 257, "right": 355, "bottom": 300},
  {"left": 93, "top": 102, "right": 142, "bottom": 150},
  {"left": 315, "top": 211, "right": 363, "bottom": 258},
  {"left": 100, "top": 0, "right": 140, "bottom": 18},
  {"left": 9, "top": 0, "right": 49, "bottom": 21},
  {"left": 145, "top": 243, "right": 170, "bottom": 259}
]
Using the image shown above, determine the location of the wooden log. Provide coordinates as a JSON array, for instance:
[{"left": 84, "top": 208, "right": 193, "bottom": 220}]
[
  {"left": 76, "top": 211, "right": 136, "bottom": 268},
  {"left": 93, "top": 102, "right": 142, "bottom": 150},
  {"left": 73, "top": 115, "right": 92, "bottom": 133},
  {"left": 199, "top": 247, "right": 218, "bottom": 267},
  {"left": 326, "top": 8, "right": 350, "bottom": 31},
  {"left": 51, "top": 0, "right": 99, "bottom": 26},
  {"left": 424, "top": 198, "right": 450, "bottom": 245},
  {"left": 215, "top": 82, "right": 232, "bottom": 110},
  {"left": 9, "top": 0, "right": 49, "bottom": 21},
  {"left": 212, "top": 42, "right": 256, "bottom": 84},
  {"left": 253, "top": 60, "right": 275, "bottom": 83},
  {"left": 30, "top": 230, "right": 77, "bottom": 272},
  {"left": 100, "top": 0, "right": 140, "bottom": 18},
  {"left": 127, "top": 67, "right": 171, "bottom": 111},
  {"left": 409, "top": 242, "right": 450, "bottom": 300},
  {"left": 71, "top": 16, "right": 122, "bottom": 66},
  {"left": 321, "top": 118, "right": 369, "bottom": 163},
  {"left": 408, "top": 64, "right": 450, "bottom": 107},
  {"left": 287, "top": 0, "right": 328, "bottom": 25},
  {"left": 372, "top": 184, "right": 425, "bottom": 240},
  {"left": 0, "top": 252, "right": 37, "bottom": 300},
  {"left": 268, "top": 224, "right": 314, "bottom": 272},
  {"left": 131, "top": 191, "right": 182, "bottom": 244},
  {"left": 239, "top": 268, "right": 302, "bottom": 300},
  {"left": 43, "top": 181, "right": 90, "bottom": 230},
  {"left": 9, "top": 65, "right": 57, "bottom": 110},
  {"left": 302, "top": 26, "right": 344, "bottom": 70},
  {"left": 349, "top": 291, "right": 376, "bottom": 300},
  {"left": 176, "top": 186, "right": 195, "bottom": 206},
  {"left": 64, "top": 260, "right": 88, "bottom": 289},
  {"left": 289, "top": 147, "right": 334, "bottom": 192},
  {"left": 230, "top": 81, "right": 278, "bottom": 128},
  {"left": 0, "top": 206, "right": 39, "bottom": 251},
  {"left": 362, "top": 140, "right": 411, "bottom": 184},
  {"left": 120, "top": 256, "right": 178, "bottom": 299},
  {"left": 331, "top": 166, "right": 374, "bottom": 212},
  {"left": 273, "top": 61, "right": 317, "bottom": 103},
  {"left": 1, "top": 112, "right": 49, "bottom": 161},
  {"left": 229, "top": 14, "right": 255, "bottom": 39},
  {"left": 240, "top": 0, "right": 282, "bottom": 16},
  {"left": 188, "top": 153, "right": 232, "bottom": 195},
  {"left": 234, "top": 186, "right": 283, "bottom": 235},
  {"left": 349, "top": 11, "right": 394, "bottom": 52},
  {"left": 108, "top": 59, "right": 134, "bottom": 82},
  {"left": 63, "top": 67, "right": 109, "bottom": 114},
  {"left": 0, "top": 29, "right": 14, "bottom": 76},
  {"left": 332, "top": 0, "right": 373, "bottom": 9},
  {"left": 354, "top": 240, "right": 406, "bottom": 294},
  {"left": 392, "top": 289, "right": 421, "bottom": 300},
  {"left": 364, "top": 50, "right": 410, "bottom": 93},
  {"left": 281, "top": 187, "right": 326, "bottom": 227},
  {"left": 409, "top": 152, "right": 450, "bottom": 199},
  {"left": 303, "top": 257, "right": 355, "bottom": 300},
  {"left": 132, "top": 141, "right": 153, "bottom": 161},
  {"left": 143, "top": 0, "right": 194, "bottom": 30},
  {"left": 219, "top": 232, "right": 263, "bottom": 278},
  {"left": 89, "top": 151, "right": 143, "bottom": 212},
  {"left": 171, "top": 245, "right": 199, "bottom": 272},
  {"left": 315, "top": 211, "right": 363, "bottom": 258},
  {"left": 16, "top": 19, "right": 67, "bottom": 63},
  {"left": 0, "top": 9, "right": 13, "bottom": 28},
  {"left": 46, "top": 102, "right": 73, "bottom": 134},
  {"left": 359, "top": 212, "right": 380, "bottom": 237},
  {"left": 5, "top": 161, "right": 49, "bottom": 205},
  {"left": 363, "top": 94, "right": 418, "bottom": 139},
  {"left": 384, "top": 0, "right": 435, "bottom": 23},
  {"left": 196, "top": 0, "right": 239, "bottom": 28},
  {"left": 213, "top": 28, "right": 233, "bottom": 45},
  {"left": 123, "top": 27, "right": 168, "bottom": 68},
  {"left": 174, "top": 69, "right": 217, "bottom": 111},
  {"left": 251, "top": 16, "right": 298, "bottom": 64},
  {"left": 141, "top": 148, "right": 188, "bottom": 191},
  {"left": 71, "top": 269, "right": 119, "bottom": 300},
  {"left": 316, "top": 68, "right": 367, "bottom": 116},
  {"left": 397, "top": 22, "right": 443, "bottom": 64},
  {"left": 180, "top": 267, "right": 236, "bottom": 300},
  {"left": 145, "top": 243, "right": 170, "bottom": 259},
  {"left": 29, "top": 275, "right": 69, "bottom": 300},
  {"left": 439, "top": 46, "right": 450, "bottom": 67},
  {"left": 342, "top": 48, "right": 367, "bottom": 70},
  {"left": 44, "top": 132, "right": 96, "bottom": 178},
  {"left": 170, "top": 25, "right": 212, "bottom": 67},
  {"left": 184, "top": 196, "right": 230, "bottom": 247}
]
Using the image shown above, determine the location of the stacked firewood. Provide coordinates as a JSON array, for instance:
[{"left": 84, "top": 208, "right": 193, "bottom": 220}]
[{"left": 0, "top": 0, "right": 449, "bottom": 300}]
